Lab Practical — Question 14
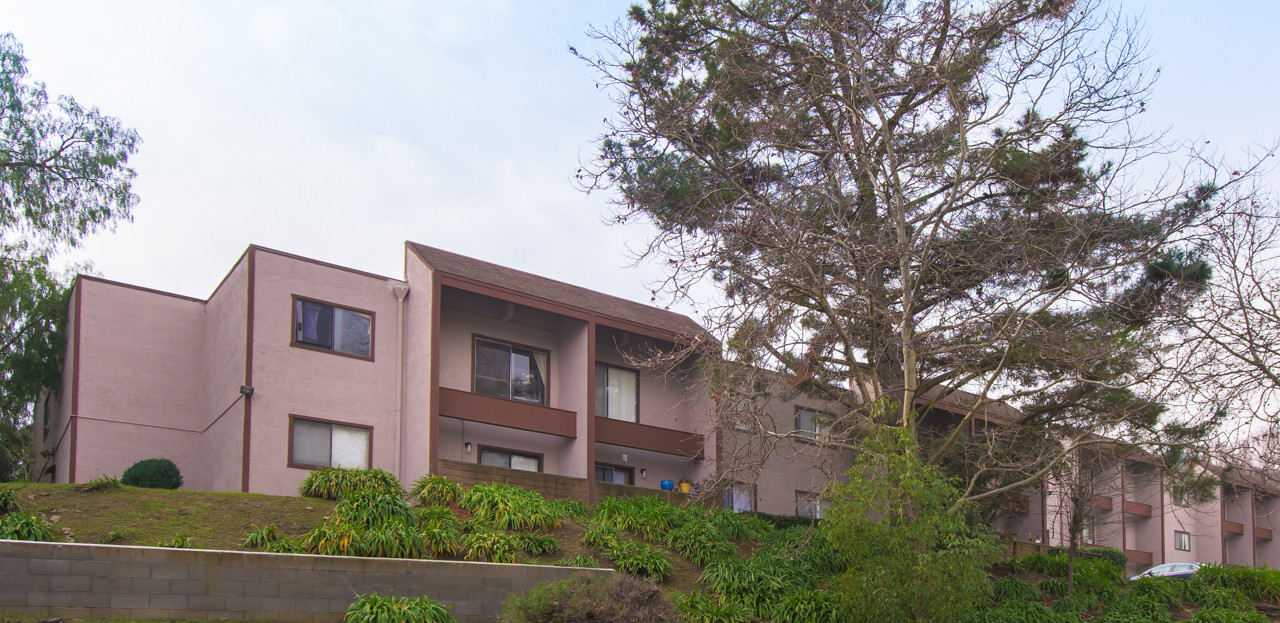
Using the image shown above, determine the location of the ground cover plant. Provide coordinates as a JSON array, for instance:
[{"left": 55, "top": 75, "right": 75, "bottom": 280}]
[
  {"left": 345, "top": 592, "right": 454, "bottom": 623},
  {"left": 298, "top": 466, "right": 402, "bottom": 500}
]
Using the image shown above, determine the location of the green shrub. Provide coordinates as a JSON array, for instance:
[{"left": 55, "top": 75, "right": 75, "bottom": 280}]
[
  {"left": 302, "top": 524, "right": 367, "bottom": 556},
  {"left": 459, "top": 483, "right": 563, "bottom": 531},
  {"left": 607, "top": 540, "right": 674, "bottom": 582},
  {"left": 462, "top": 529, "right": 518, "bottom": 563},
  {"left": 1038, "top": 577, "right": 1068, "bottom": 597},
  {"left": 745, "top": 510, "right": 818, "bottom": 531},
  {"left": 243, "top": 523, "right": 283, "bottom": 549},
  {"left": 665, "top": 519, "right": 737, "bottom": 565},
  {"left": 706, "top": 507, "right": 754, "bottom": 542},
  {"left": 1181, "top": 609, "right": 1269, "bottom": 623},
  {"left": 768, "top": 589, "right": 846, "bottom": 623},
  {"left": 499, "top": 573, "right": 680, "bottom": 623},
  {"left": 409, "top": 474, "right": 463, "bottom": 507},
  {"left": 512, "top": 533, "right": 557, "bottom": 556},
  {"left": 553, "top": 555, "right": 599, "bottom": 568},
  {"left": 361, "top": 524, "right": 426, "bottom": 559},
  {"left": 1092, "top": 594, "right": 1171, "bottom": 623},
  {"left": 121, "top": 458, "right": 182, "bottom": 489},
  {"left": 415, "top": 506, "right": 461, "bottom": 557},
  {"left": 675, "top": 591, "right": 755, "bottom": 623},
  {"left": 992, "top": 577, "right": 1041, "bottom": 602},
  {"left": 1072, "top": 557, "right": 1123, "bottom": 601},
  {"left": 1196, "top": 564, "right": 1280, "bottom": 603},
  {"left": 1128, "top": 576, "right": 1183, "bottom": 607},
  {"left": 547, "top": 498, "right": 590, "bottom": 522},
  {"left": 265, "top": 539, "right": 305, "bottom": 554},
  {"left": 1052, "top": 591, "right": 1102, "bottom": 615},
  {"left": 964, "top": 599, "right": 1057, "bottom": 623},
  {"left": 0, "top": 511, "right": 54, "bottom": 541},
  {"left": 345, "top": 592, "right": 454, "bottom": 623},
  {"left": 103, "top": 527, "right": 127, "bottom": 543},
  {"left": 1184, "top": 577, "right": 1255, "bottom": 612},
  {"left": 700, "top": 557, "right": 793, "bottom": 614},
  {"left": 1080, "top": 546, "right": 1128, "bottom": 568},
  {"left": 582, "top": 521, "right": 622, "bottom": 550},
  {"left": 156, "top": 534, "right": 191, "bottom": 548},
  {"left": 333, "top": 492, "right": 416, "bottom": 529},
  {"left": 0, "top": 487, "right": 18, "bottom": 514},
  {"left": 593, "top": 495, "right": 685, "bottom": 542},
  {"left": 298, "top": 467, "right": 402, "bottom": 500},
  {"left": 1022, "top": 552, "right": 1069, "bottom": 577},
  {"left": 77, "top": 474, "right": 122, "bottom": 492}
]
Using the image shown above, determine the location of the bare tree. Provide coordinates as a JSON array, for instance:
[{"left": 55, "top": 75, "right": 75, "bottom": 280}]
[{"left": 579, "top": 0, "right": 1261, "bottom": 505}]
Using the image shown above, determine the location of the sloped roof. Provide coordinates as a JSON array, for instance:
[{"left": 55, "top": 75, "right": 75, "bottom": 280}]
[{"left": 408, "top": 242, "right": 705, "bottom": 338}]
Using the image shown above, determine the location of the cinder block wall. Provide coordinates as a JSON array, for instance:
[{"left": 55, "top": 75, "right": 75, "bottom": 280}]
[
  {"left": 0, "top": 540, "right": 610, "bottom": 623},
  {"left": 439, "top": 459, "right": 590, "bottom": 502}
]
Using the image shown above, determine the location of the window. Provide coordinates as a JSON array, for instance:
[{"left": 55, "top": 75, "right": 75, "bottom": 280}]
[
  {"left": 595, "top": 363, "right": 638, "bottom": 422},
  {"left": 1175, "top": 530, "right": 1190, "bottom": 551},
  {"left": 293, "top": 297, "right": 373, "bottom": 358},
  {"left": 723, "top": 482, "right": 754, "bottom": 513},
  {"left": 479, "top": 447, "right": 541, "bottom": 472},
  {"left": 595, "top": 464, "right": 634, "bottom": 485},
  {"left": 1082, "top": 515, "right": 1096, "bottom": 545},
  {"left": 795, "top": 407, "right": 830, "bottom": 443},
  {"left": 796, "top": 491, "right": 825, "bottom": 519},
  {"left": 289, "top": 416, "right": 371, "bottom": 469},
  {"left": 474, "top": 338, "right": 548, "bottom": 405}
]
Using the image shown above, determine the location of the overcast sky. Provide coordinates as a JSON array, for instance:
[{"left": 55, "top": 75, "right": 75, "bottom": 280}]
[{"left": 4, "top": 1, "right": 1278, "bottom": 317}]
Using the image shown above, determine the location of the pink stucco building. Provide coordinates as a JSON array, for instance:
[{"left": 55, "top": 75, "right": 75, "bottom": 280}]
[{"left": 30, "top": 242, "right": 1274, "bottom": 572}]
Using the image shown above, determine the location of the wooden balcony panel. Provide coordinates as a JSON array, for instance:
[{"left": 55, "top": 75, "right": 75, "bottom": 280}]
[
  {"left": 1224, "top": 520, "right": 1245, "bottom": 535},
  {"left": 439, "top": 387, "right": 577, "bottom": 438},
  {"left": 1256, "top": 526, "right": 1273, "bottom": 541},
  {"left": 1124, "top": 549, "right": 1154, "bottom": 565},
  {"left": 1123, "top": 500, "right": 1153, "bottom": 517},
  {"left": 596, "top": 417, "right": 705, "bottom": 458},
  {"left": 1087, "top": 495, "right": 1114, "bottom": 511}
]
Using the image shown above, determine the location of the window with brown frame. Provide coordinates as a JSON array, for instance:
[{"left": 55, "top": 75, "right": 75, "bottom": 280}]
[
  {"left": 474, "top": 337, "right": 548, "bottom": 405},
  {"left": 795, "top": 407, "right": 831, "bottom": 443},
  {"left": 595, "top": 463, "right": 634, "bottom": 485},
  {"left": 293, "top": 296, "right": 373, "bottom": 359},
  {"left": 595, "top": 363, "right": 638, "bottom": 422},
  {"left": 289, "top": 416, "right": 371, "bottom": 470},
  {"left": 1175, "top": 530, "right": 1191, "bottom": 551},
  {"left": 479, "top": 446, "right": 541, "bottom": 472},
  {"left": 723, "top": 482, "right": 755, "bottom": 513}
]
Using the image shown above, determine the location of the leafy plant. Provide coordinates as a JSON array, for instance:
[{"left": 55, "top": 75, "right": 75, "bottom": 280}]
[
  {"left": 1072, "top": 557, "right": 1123, "bottom": 601},
  {"left": 1180, "top": 610, "right": 1268, "bottom": 623},
  {"left": 416, "top": 506, "right": 461, "bottom": 557},
  {"left": 553, "top": 555, "right": 599, "bottom": 568},
  {"left": 607, "top": 540, "right": 674, "bottom": 582},
  {"left": 675, "top": 591, "right": 755, "bottom": 623},
  {"left": 0, "top": 511, "right": 54, "bottom": 541},
  {"left": 768, "top": 589, "right": 846, "bottom": 623},
  {"left": 1021, "top": 552, "right": 1070, "bottom": 577},
  {"left": 665, "top": 519, "right": 736, "bottom": 565},
  {"left": 265, "top": 539, "right": 305, "bottom": 554},
  {"left": 409, "top": 474, "right": 463, "bottom": 507},
  {"left": 0, "top": 487, "right": 18, "bottom": 514},
  {"left": 333, "top": 491, "right": 415, "bottom": 529},
  {"left": 964, "top": 599, "right": 1057, "bottom": 623},
  {"left": 121, "top": 458, "right": 182, "bottom": 489},
  {"left": 463, "top": 529, "right": 518, "bottom": 563},
  {"left": 103, "top": 527, "right": 127, "bottom": 543},
  {"left": 298, "top": 467, "right": 403, "bottom": 500},
  {"left": 361, "top": 523, "right": 426, "bottom": 559},
  {"left": 1128, "top": 576, "right": 1183, "bottom": 607},
  {"left": 302, "top": 524, "right": 366, "bottom": 557},
  {"left": 512, "top": 533, "right": 557, "bottom": 556},
  {"left": 1038, "top": 577, "right": 1068, "bottom": 598},
  {"left": 243, "top": 523, "right": 283, "bottom": 549},
  {"left": 582, "top": 521, "right": 621, "bottom": 550},
  {"left": 1196, "top": 564, "right": 1280, "bottom": 603},
  {"left": 1184, "top": 577, "right": 1254, "bottom": 612},
  {"left": 992, "top": 577, "right": 1041, "bottom": 602},
  {"left": 459, "top": 483, "right": 563, "bottom": 531},
  {"left": 1092, "top": 595, "right": 1171, "bottom": 623},
  {"left": 156, "top": 534, "right": 191, "bottom": 548},
  {"left": 345, "top": 592, "right": 454, "bottom": 623},
  {"left": 1079, "top": 546, "right": 1128, "bottom": 568},
  {"left": 499, "top": 573, "right": 680, "bottom": 623},
  {"left": 77, "top": 474, "right": 121, "bottom": 492},
  {"left": 593, "top": 495, "right": 685, "bottom": 542}
]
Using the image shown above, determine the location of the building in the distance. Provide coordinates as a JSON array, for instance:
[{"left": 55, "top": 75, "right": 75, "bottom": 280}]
[{"left": 31, "top": 242, "right": 1278, "bottom": 573}]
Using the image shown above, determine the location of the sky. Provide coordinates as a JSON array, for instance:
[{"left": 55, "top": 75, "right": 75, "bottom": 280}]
[{"left": 3, "top": 1, "right": 1278, "bottom": 318}]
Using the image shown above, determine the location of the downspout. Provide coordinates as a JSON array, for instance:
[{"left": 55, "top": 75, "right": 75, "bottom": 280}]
[{"left": 391, "top": 282, "right": 409, "bottom": 479}]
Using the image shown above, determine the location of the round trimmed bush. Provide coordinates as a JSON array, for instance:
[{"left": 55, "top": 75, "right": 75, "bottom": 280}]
[{"left": 121, "top": 458, "right": 182, "bottom": 489}]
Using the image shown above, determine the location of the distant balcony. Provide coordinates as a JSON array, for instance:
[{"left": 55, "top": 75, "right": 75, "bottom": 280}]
[
  {"left": 1087, "top": 495, "right": 1113, "bottom": 511},
  {"left": 440, "top": 388, "right": 577, "bottom": 438},
  {"left": 1125, "top": 549, "right": 1154, "bottom": 565},
  {"left": 1256, "top": 526, "right": 1273, "bottom": 540},
  {"left": 1225, "top": 520, "right": 1245, "bottom": 535},
  {"left": 1123, "top": 501, "right": 1153, "bottom": 517},
  {"left": 596, "top": 417, "right": 705, "bottom": 458}
]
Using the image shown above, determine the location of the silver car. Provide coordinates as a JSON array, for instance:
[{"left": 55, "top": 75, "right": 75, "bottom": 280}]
[{"left": 1128, "top": 562, "right": 1202, "bottom": 581}]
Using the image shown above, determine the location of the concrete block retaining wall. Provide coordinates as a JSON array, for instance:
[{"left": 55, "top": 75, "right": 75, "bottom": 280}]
[{"left": 0, "top": 540, "right": 611, "bottom": 623}]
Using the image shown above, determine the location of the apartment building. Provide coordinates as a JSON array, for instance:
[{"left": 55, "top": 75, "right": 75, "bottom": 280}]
[{"left": 31, "top": 242, "right": 846, "bottom": 515}]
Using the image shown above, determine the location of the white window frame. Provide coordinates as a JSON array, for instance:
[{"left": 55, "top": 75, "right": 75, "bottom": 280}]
[{"left": 1174, "top": 530, "right": 1191, "bottom": 551}]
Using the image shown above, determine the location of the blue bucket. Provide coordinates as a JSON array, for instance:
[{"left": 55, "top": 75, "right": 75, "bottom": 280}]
[{"left": 659, "top": 480, "right": 675, "bottom": 491}]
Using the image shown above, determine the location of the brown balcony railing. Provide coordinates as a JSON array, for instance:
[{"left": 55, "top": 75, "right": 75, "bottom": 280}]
[
  {"left": 1256, "top": 526, "right": 1273, "bottom": 540},
  {"left": 440, "top": 388, "right": 577, "bottom": 438},
  {"left": 596, "top": 417, "right": 705, "bottom": 458},
  {"left": 1087, "top": 495, "right": 1113, "bottom": 511},
  {"left": 1224, "top": 520, "right": 1245, "bottom": 535},
  {"left": 1123, "top": 500, "right": 1153, "bottom": 517},
  {"left": 1124, "top": 549, "right": 1153, "bottom": 565}
]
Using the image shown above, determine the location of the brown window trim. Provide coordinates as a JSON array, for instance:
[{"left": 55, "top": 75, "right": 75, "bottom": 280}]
[
  {"left": 287, "top": 414, "right": 374, "bottom": 471},
  {"left": 477, "top": 445, "right": 544, "bottom": 473},
  {"left": 794, "top": 405, "right": 834, "bottom": 445},
  {"left": 290, "top": 294, "right": 376, "bottom": 362},
  {"left": 471, "top": 334, "right": 552, "bottom": 406},
  {"left": 594, "top": 462, "right": 635, "bottom": 485},
  {"left": 1174, "top": 530, "right": 1191, "bottom": 551},
  {"left": 595, "top": 361, "right": 641, "bottom": 424}
]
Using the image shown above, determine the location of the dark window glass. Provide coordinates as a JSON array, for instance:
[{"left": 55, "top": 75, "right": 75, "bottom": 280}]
[
  {"left": 474, "top": 338, "right": 547, "bottom": 405},
  {"left": 295, "top": 299, "right": 372, "bottom": 357}
]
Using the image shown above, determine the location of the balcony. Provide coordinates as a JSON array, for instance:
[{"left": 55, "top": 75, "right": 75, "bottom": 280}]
[
  {"left": 1256, "top": 526, "right": 1273, "bottom": 540},
  {"left": 439, "top": 388, "right": 577, "bottom": 438},
  {"left": 596, "top": 417, "right": 705, "bottom": 458},
  {"left": 1123, "top": 500, "right": 1153, "bottom": 517},
  {"left": 1087, "top": 495, "right": 1113, "bottom": 511},
  {"left": 1124, "top": 549, "right": 1154, "bottom": 565},
  {"left": 1224, "top": 520, "right": 1245, "bottom": 535}
]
